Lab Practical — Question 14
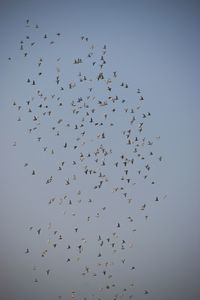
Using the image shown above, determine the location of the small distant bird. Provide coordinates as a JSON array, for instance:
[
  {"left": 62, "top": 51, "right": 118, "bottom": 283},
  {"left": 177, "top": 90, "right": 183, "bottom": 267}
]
[{"left": 46, "top": 269, "right": 50, "bottom": 275}]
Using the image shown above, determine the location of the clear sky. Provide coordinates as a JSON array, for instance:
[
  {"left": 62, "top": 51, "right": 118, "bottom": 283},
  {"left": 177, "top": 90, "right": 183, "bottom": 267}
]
[{"left": 0, "top": 1, "right": 200, "bottom": 300}]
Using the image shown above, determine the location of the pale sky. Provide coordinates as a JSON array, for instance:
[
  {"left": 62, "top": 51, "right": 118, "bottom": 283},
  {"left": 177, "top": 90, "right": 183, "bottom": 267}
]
[{"left": 0, "top": 1, "right": 200, "bottom": 300}]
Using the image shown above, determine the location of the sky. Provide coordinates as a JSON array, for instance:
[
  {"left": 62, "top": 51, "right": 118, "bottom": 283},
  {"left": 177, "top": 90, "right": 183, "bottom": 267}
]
[{"left": 0, "top": 0, "right": 200, "bottom": 300}]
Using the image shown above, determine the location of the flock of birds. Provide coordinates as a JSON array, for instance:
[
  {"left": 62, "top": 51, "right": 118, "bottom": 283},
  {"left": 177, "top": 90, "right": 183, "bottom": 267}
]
[{"left": 10, "top": 19, "right": 165, "bottom": 300}]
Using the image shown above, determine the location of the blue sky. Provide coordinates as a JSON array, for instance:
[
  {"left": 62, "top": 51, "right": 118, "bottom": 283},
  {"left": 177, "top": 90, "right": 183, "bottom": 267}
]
[{"left": 0, "top": 1, "right": 200, "bottom": 300}]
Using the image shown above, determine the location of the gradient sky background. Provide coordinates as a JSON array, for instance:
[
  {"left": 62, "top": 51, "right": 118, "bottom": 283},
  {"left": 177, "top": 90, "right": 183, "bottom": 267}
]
[{"left": 0, "top": 0, "right": 200, "bottom": 300}]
